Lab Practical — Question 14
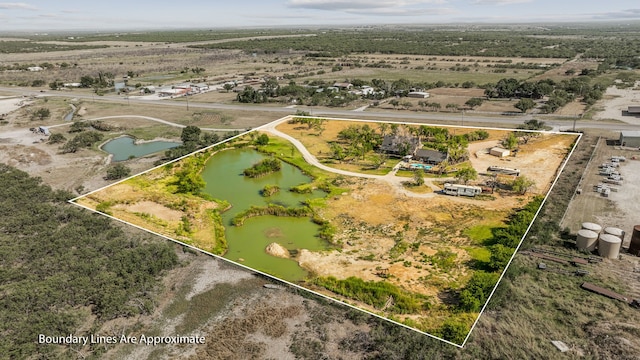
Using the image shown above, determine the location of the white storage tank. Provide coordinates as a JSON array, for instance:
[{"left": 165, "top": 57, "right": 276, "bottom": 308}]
[
  {"left": 576, "top": 229, "right": 599, "bottom": 251},
  {"left": 581, "top": 222, "right": 602, "bottom": 233},
  {"left": 603, "top": 227, "right": 625, "bottom": 242},
  {"left": 598, "top": 234, "right": 622, "bottom": 259}
]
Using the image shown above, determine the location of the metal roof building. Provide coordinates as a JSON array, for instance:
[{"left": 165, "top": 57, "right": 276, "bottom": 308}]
[{"left": 620, "top": 131, "right": 640, "bottom": 147}]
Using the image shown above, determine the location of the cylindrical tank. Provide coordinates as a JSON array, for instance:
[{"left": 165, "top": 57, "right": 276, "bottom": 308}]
[
  {"left": 629, "top": 225, "right": 640, "bottom": 256},
  {"left": 604, "top": 227, "right": 625, "bottom": 242},
  {"left": 582, "top": 222, "right": 602, "bottom": 233},
  {"left": 576, "top": 229, "right": 599, "bottom": 251},
  {"left": 598, "top": 234, "right": 622, "bottom": 259}
]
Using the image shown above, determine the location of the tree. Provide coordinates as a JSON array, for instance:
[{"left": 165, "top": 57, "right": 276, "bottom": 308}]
[
  {"left": 458, "top": 271, "right": 500, "bottom": 312},
  {"left": 501, "top": 132, "right": 519, "bottom": 150},
  {"left": 80, "top": 75, "right": 95, "bottom": 88},
  {"left": 255, "top": 133, "right": 269, "bottom": 146},
  {"left": 514, "top": 98, "right": 536, "bottom": 113},
  {"left": 519, "top": 119, "right": 546, "bottom": 130},
  {"left": 438, "top": 320, "right": 468, "bottom": 345},
  {"left": 261, "top": 77, "right": 279, "bottom": 97},
  {"left": 330, "top": 143, "right": 346, "bottom": 161},
  {"left": 47, "top": 133, "right": 66, "bottom": 144},
  {"left": 69, "top": 121, "right": 89, "bottom": 133},
  {"left": 173, "top": 166, "right": 205, "bottom": 194},
  {"left": 181, "top": 125, "right": 201, "bottom": 150},
  {"left": 49, "top": 80, "right": 64, "bottom": 90},
  {"left": 31, "top": 108, "right": 50, "bottom": 120},
  {"left": 105, "top": 163, "right": 131, "bottom": 180},
  {"left": 378, "top": 123, "right": 389, "bottom": 137},
  {"left": 223, "top": 83, "right": 234, "bottom": 92},
  {"left": 511, "top": 176, "right": 535, "bottom": 195},
  {"left": 445, "top": 103, "right": 458, "bottom": 111},
  {"left": 465, "top": 97, "right": 484, "bottom": 109},
  {"left": 413, "top": 169, "right": 425, "bottom": 186},
  {"left": 455, "top": 167, "right": 477, "bottom": 185},
  {"left": 389, "top": 99, "right": 399, "bottom": 109},
  {"left": 487, "top": 244, "right": 514, "bottom": 271}
]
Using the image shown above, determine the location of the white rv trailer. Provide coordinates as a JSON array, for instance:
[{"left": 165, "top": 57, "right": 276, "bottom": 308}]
[
  {"left": 486, "top": 166, "right": 520, "bottom": 176},
  {"left": 443, "top": 183, "right": 483, "bottom": 197}
]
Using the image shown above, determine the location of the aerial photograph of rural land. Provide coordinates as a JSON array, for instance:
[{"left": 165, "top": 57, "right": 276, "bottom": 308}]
[{"left": 1, "top": 0, "right": 640, "bottom": 359}]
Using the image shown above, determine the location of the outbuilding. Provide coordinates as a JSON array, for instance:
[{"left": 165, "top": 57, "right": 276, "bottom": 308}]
[
  {"left": 620, "top": 130, "right": 640, "bottom": 148},
  {"left": 38, "top": 126, "right": 50, "bottom": 136},
  {"left": 407, "top": 91, "right": 430, "bottom": 99},
  {"left": 628, "top": 105, "right": 640, "bottom": 114},
  {"left": 490, "top": 147, "right": 510, "bottom": 157}
]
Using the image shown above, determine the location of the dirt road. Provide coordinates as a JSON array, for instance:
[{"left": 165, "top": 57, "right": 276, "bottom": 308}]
[{"left": 260, "top": 116, "right": 447, "bottom": 199}]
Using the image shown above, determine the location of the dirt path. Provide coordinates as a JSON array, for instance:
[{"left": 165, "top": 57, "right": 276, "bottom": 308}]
[
  {"left": 47, "top": 114, "right": 248, "bottom": 132},
  {"left": 260, "top": 117, "right": 445, "bottom": 199}
]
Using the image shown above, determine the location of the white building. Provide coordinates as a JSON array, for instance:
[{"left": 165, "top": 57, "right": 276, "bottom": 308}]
[
  {"left": 407, "top": 91, "right": 430, "bottom": 99},
  {"left": 490, "top": 147, "right": 510, "bottom": 157}
]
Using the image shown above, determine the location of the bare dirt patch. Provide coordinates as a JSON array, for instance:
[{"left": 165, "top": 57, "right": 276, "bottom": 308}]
[
  {"left": 120, "top": 201, "right": 184, "bottom": 222},
  {"left": 468, "top": 133, "right": 577, "bottom": 195},
  {"left": 593, "top": 82, "right": 640, "bottom": 124},
  {"left": 556, "top": 100, "right": 587, "bottom": 116},
  {"left": 303, "top": 177, "right": 503, "bottom": 301},
  {"left": 427, "top": 88, "right": 486, "bottom": 97}
]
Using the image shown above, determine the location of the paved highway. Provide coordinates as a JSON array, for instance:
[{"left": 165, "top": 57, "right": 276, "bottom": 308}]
[{"left": 1, "top": 86, "right": 638, "bottom": 132}]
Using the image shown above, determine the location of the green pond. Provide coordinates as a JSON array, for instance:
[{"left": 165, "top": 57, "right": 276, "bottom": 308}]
[
  {"left": 102, "top": 136, "right": 181, "bottom": 161},
  {"left": 201, "top": 148, "right": 328, "bottom": 281}
]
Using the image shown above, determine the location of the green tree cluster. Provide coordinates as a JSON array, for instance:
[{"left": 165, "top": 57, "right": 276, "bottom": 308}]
[
  {"left": 335, "top": 124, "right": 382, "bottom": 160},
  {"left": 459, "top": 271, "right": 500, "bottom": 312},
  {"left": 60, "top": 131, "right": 103, "bottom": 153},
  {"left": 243, "top": 158, "right": 281, "bottom": 178},
  {"left": 0, "top": 164, "right": 178, "bottom": 357},
  {"left": 105, "top": 163, "right": 131, "bottom": 180},
  {"left": 160, "top": 126, "right": 226, "bottom": 163},
  {"left": 30, "top": 107, "right": 50, "bottom": 121},
  {"left": 314, "top": 276, "right": 429, "bottom": 314}
]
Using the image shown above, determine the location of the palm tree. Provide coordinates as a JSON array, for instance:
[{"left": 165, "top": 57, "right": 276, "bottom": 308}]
[{"left": 379, "top": 123, "right": 389, "bottom": 137}]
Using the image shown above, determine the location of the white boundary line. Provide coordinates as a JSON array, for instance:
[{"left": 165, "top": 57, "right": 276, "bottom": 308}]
[
  {"left": 68, "top": 114, "right": 581, "bottom": 348},
  {"left": 460, "top": 130, "right": 583, "bottom": 347}
]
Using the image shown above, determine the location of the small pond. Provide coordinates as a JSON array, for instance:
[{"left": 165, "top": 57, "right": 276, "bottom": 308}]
[
  {"left": 201, "top": 148, "right": 329, "bottom": 281},
  {"left": 101, "top": 136, "right": 181, "bottom": 161}
]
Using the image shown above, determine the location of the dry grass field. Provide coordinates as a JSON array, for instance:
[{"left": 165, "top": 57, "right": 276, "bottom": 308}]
[
  {"left": 71, "top": 117, "right": 577, "bottom": 342},
  {"left": 4, "top": 27, "right": 640, "bottom": 358}
]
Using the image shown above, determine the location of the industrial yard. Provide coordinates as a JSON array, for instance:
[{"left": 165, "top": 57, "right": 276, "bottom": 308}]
[{"left": 560, "top": 132, "right": 640, "bottom": 303}]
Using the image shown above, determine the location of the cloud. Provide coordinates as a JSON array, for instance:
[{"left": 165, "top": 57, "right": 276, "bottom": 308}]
[
  {"left": 592, "top": 8, "right": 640, "bottom": 20},
  {"left": 286, "top": 0, "right": 451, "bottom": 17},
  {"left": 287, "top": 0, "right": 446, "bottom": 11},
  {"left": 0, "top": 2, "right": 37, "bottom": 10},
  {"left": 472, "top": 0, "right": 532, "bottom": 4},
  {"left": 346, "top": 7, "right": 455, "bottom": 16}
]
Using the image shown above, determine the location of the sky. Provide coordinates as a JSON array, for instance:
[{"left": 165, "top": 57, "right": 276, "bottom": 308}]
[{"left": 1, "top": 0, "right": 640, "bottom": 32}]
